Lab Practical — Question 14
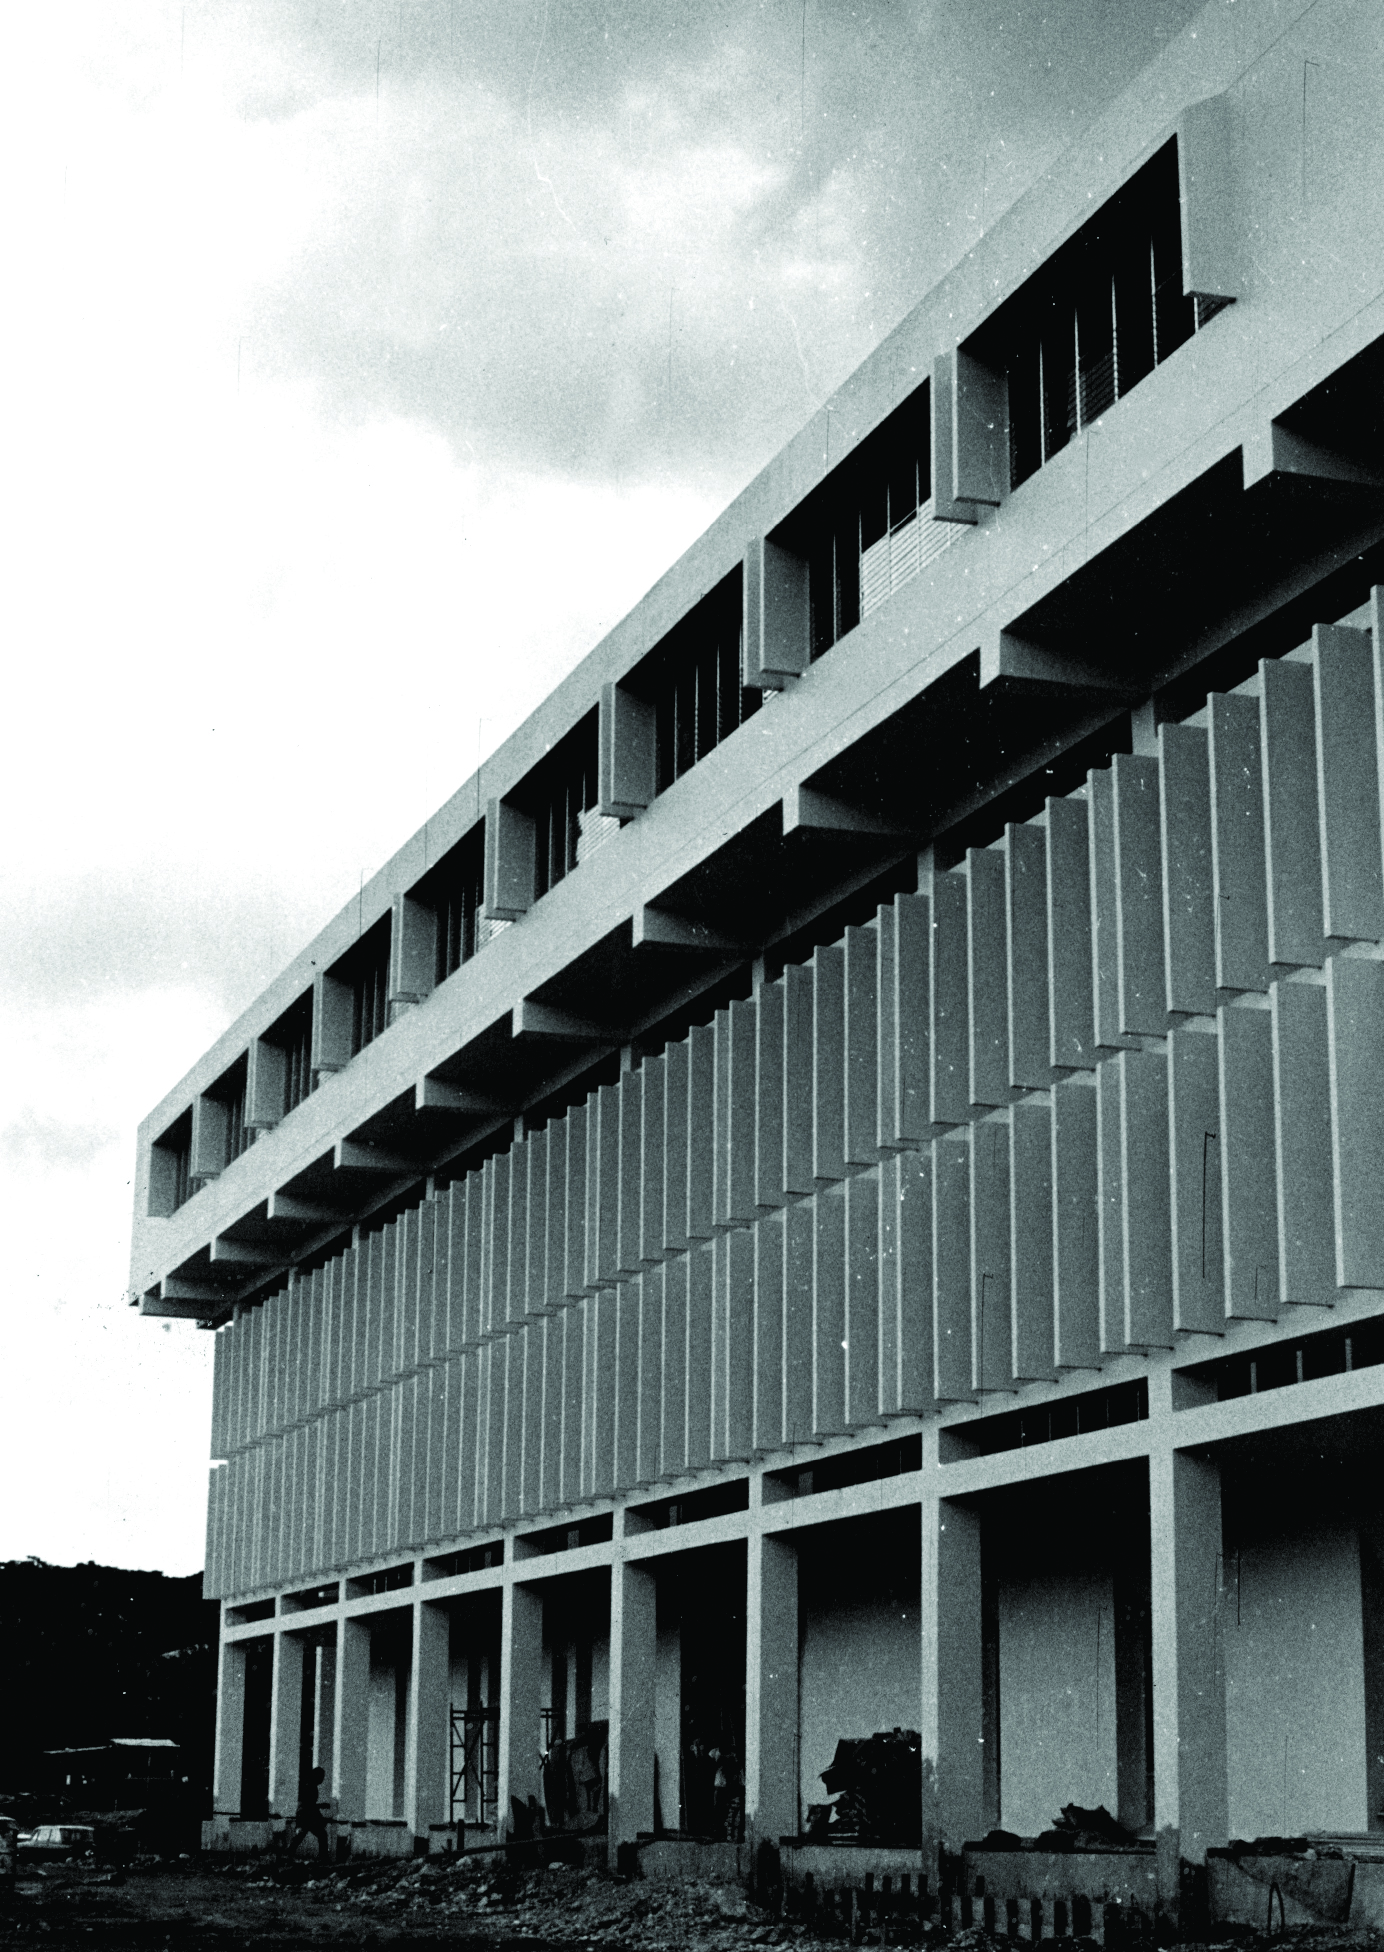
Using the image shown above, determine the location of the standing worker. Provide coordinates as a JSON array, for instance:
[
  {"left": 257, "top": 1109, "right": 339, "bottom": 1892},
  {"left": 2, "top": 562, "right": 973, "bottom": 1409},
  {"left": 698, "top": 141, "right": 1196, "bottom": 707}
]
[{"left": 285, "top": 1765, "right": 330, "bottom": 1862}]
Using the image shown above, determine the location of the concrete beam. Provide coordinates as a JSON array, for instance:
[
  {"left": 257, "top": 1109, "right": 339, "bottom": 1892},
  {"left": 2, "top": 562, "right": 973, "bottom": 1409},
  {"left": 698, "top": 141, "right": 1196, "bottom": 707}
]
[
  {"left": 160, "top": 1275, "right": 238, "bottom": 1305},
  {"left": 414, "top": 1077, "right": 506, "bottom": 1115},
  {"left": 210, "top": 1237, "right": 284, "bottom": 1268},
  {"left": 266, "top": 1192, "right": 341, "bottom": 1224},
  {"left": 782, "top": 786, "right": 910, "bottom": 838},
  {"left": 1243, "top": 419, "right": 1384, "bottom": 493},
  {"left": 512, "top": 999, "right": 620, "bottom": 1043},
  {"left": 631, "top": 907, "right": 745, "bottom": 954},
  {"left": 333, "top": 1139, "right": 414, "bottom": 1174}
]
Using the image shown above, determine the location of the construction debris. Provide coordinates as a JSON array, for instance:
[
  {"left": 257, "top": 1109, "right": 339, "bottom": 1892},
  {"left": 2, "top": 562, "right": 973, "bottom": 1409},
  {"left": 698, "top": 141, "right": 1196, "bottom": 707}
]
[{"left": 805, "top": 1729, "right": 922, "bottom": 1846}]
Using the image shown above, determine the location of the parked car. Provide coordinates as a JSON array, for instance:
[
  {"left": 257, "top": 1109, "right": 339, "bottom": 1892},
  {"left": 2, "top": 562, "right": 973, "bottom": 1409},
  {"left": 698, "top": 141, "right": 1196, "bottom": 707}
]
[{"left": 17, "top": 1825, "right": 96, "bottom": 1863}]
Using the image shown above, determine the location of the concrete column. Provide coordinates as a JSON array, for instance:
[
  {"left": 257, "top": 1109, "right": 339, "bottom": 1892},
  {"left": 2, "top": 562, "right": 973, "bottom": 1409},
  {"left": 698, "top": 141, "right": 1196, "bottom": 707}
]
[
  {"left": 213, "top": 1631, "right": 247, "bottom": 1814},
  {"left": 1150, "top": 1446, "right": 1228, "bottom": 1925},
  {"left": 315, "top": 1639, "right": 336, "bottom": 1782},
  {"left": 267, "top": 1630, "right": 306, "bottom": 1818},
  {"left": 333, "top": 1616, "right": 372, "bottom": 1821},
  {"left": 745, "top": 1528, "right": 798, "bottom": 1850},
  {"left": 406, "top": 1599, "right": 452, "bottom": 1840},
  {"left": 607, "top": 1558, "right": 658, "bottom": 1865},
  {"left": 494, "top": 1580, "right": 545, "bottom": 1838},
  {"left": 921, "top": 1489, "right": 986, "bottom": 1851}
]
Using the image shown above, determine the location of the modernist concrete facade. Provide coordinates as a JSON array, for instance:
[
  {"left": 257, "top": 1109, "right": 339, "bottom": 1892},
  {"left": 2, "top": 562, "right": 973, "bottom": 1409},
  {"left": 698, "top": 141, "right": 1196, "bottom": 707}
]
[{"left": 132, "top": 0, "right": 1384, "bottom": 1928}]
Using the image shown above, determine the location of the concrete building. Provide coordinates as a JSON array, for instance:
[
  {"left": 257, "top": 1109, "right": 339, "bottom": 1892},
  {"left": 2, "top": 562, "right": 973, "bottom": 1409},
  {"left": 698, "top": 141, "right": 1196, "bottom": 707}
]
[{"left": 131, "top": 0, "right": 1384, "bottom": 1930}]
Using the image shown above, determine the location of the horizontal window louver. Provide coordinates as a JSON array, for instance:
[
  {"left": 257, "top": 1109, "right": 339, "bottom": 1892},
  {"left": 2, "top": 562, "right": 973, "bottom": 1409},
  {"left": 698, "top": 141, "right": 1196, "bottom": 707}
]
[{"left": 860, "top": 497, "right": 958, "bottom": 619}]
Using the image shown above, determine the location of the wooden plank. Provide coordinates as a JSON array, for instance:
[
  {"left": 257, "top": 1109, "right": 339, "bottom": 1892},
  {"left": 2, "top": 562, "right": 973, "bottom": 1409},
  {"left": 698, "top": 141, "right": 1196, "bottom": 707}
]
[
  {"left": 1209, "top": 691, "right": 1268, "bottom": 993},
  {"left": 1314, "top": 623, "right": 1384, "bottom": 944},
  {"left": 968, "top": 849, "right": 1012, "bottom": 1108},
  {"left": 931, "top": 871, "right": 971, "bottom": 1124},
  {"left": 1047, "top": 794, "right": 1097, "bottom": 1069},
  {"left": 1113, "top": 753, "right": 1166, "bottom": 1035},
  {"left": 1009, "top": 1099, "right": 1055, "bottom": 1380},
  {"left": 1006, "top": 824, "right": 1052, "bottom": 1090},
  {"left": 1168, "top": 1028, "right": 1224, "bottom": 1335},
  {"left": 1218, "top": 1004, "right": 1280, "bottom": 1321},
  {"left": 1158, "top": 721, "right": 1216, "bottom": 1015},
  {"left": 1259, "top": 657, "right": 1323, "bottom": 969},
  {"left": 970, "top": 1116, "right": 1014, "bottom": 1392},
  {"left": 933, "top": 1135, "right": 973, "bottom": 1401},
  {"left": 1271, "top": 978, "right": 1336, "bottom": 1306},
  {"left": 1326, "top": 955, "right": 1384, "bottom": 1290}
]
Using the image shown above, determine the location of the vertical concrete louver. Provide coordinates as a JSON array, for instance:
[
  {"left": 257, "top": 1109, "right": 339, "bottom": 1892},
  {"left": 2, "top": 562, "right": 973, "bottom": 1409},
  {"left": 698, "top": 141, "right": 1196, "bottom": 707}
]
[{"left": 204, "top": 613, "right": 1384, "bottom": 1603}]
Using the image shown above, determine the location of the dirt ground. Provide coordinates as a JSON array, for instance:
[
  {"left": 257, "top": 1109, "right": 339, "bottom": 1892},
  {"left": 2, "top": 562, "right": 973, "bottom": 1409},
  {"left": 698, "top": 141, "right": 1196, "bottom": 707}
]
[
  {"left": 4, "top": 1856, "right": 1384, "bottom": 1952},
  {"left": 0, "top": 1851, "right": 800, "bottom": 1951}
]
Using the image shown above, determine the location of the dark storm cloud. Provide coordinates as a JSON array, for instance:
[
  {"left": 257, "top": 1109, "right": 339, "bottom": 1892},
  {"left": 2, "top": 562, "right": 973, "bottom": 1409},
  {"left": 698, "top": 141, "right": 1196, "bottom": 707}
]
[{"left": 225, "top": 0, "right": 1202, "bottom": 486}]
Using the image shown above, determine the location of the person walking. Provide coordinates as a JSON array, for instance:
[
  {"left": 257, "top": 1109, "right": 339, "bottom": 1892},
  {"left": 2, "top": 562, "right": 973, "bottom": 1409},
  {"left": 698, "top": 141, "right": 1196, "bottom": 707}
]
[{"left": 285, "top": 1765, "right": 330, "bottom": 1862}]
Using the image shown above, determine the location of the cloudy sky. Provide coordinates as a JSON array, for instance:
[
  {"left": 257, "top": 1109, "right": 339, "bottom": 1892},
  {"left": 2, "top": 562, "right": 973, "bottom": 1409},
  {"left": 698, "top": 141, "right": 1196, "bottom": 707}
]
[{"left": 0, "top": 0, "right": 1202, "bottom": 1575}]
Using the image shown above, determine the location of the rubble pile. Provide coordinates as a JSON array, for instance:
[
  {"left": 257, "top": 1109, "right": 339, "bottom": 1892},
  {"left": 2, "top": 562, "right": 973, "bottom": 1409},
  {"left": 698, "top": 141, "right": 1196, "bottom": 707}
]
[
  {"left": 220, "top": 1852, "right": 809, "bottom": 1947},
  {"left": 807, "top": 1730, "right": 923, "bottom": 1846}
]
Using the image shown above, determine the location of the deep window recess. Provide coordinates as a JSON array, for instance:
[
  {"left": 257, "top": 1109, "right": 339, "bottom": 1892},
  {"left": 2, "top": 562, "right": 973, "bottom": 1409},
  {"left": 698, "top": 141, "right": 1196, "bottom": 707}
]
[
  {"left": 434, "top": 828, "right": 485, "bottom": 982},
  {"left": 345, "top": 916, "right": 391, "bottom": 1056},
  {"left": 426, "top": 825, "right": 510, "bottom": 980},
  {"left": 278, "top": 992, "right": 314, "bottom": 1116},
  {"left": 213, "top": 1055, "right": 256, "bottom": 1166},
  {"left": 150, "top": 1109, "right": 194, "bottom": 1216},
  {"left": 803, "top": 382, "right": 958, "bottom": 660},
  {"left": 972, "top": 139, "right": 1231, "bottom": 494},
  {"left": 522, "top": 709, "right": 614, "bottom": 899},
  {"left": 643, "top": 573, "right": 760, "bottom": 794}
]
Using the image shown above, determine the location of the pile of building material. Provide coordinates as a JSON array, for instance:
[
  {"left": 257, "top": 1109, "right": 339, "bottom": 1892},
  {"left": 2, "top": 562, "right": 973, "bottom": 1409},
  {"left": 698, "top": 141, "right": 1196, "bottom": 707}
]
[{"left": 805, "top": 1730, "right": 922, "bottom": 1846}]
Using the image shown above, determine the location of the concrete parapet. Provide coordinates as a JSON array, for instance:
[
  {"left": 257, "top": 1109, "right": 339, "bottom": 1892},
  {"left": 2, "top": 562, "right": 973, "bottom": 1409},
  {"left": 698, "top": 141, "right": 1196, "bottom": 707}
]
[
  {"left": 637, "top": 1839, "right": 746, "bottom": 1883},
  {"left": 346, "top": 1819, "right": 415, "bottom": 1860}
]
